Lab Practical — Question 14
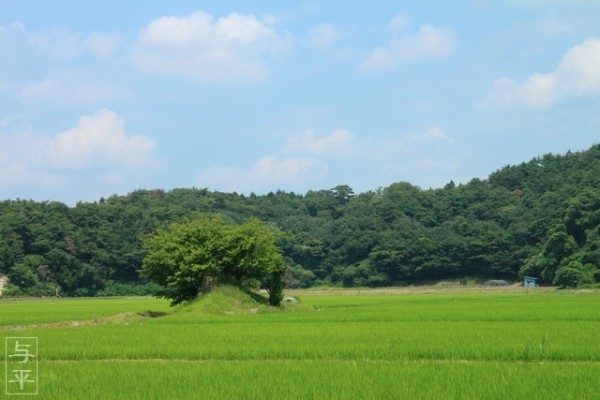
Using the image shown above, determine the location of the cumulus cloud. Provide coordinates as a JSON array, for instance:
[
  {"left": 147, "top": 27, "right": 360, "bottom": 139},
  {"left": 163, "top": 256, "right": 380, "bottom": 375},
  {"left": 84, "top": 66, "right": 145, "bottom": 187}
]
[
  {"left": 307, "top": 24, "right": 340, "bottom": 49},
  {"left": 284, "top": 129, "right": 354, "bottom": 156},
  {"left": 131, "top": 11, "right": 290, "bottom": 83},
  {"left": 196, "top": 128, "right": 355, "bottom": 193},
  {"left": 0, "top": 110, "right": 156, "bottom": 194},
  {"left": 361, "top": 23, "right": 454, "bottom": 71},
  {"left": 251, "top": 156, "right": 326, "bottom": 183},
  {"left": 47, "top": 109, "right": 155, "bottom": 169},
  {"left": 195, "top": 124, "right": 456, "bottom": 193},
  {"left": 197, "top": 156, "right": 327, "bottom": 193},
  {"left": 483, "top": 37, "right": 600, "bottom": 108}
]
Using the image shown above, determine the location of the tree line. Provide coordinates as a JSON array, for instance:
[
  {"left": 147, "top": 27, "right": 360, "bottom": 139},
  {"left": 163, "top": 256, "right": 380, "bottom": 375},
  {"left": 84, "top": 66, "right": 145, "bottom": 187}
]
[{"left": 1, "top": 144, "right": 599, "bottom": 296}]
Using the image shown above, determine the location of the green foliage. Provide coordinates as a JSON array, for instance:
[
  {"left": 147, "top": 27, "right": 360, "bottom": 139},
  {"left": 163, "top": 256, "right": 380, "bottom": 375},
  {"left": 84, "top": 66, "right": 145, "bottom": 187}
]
[
  {"left": 2, "top": 281, "right": 56, "bottom": 297},
  {"left": 141, "top": 217, "right": 285, "bottom": 305},
  {"left": 284, "top": 265, "right": 317, "bottom": 288},
  {"left": 95, "top": 281, "right": 162, "bottom": 296},
  {"left": 1, "top": 144, "right": 600, "bottom": 293},
  {"left": 553, "top": 261, "right": 595, "bottom": 288},
  {"left": 521, "top": 227, "right": 579, "bottom": 283},
  {"left": 8, "top": 258, "right": 40, "bottom": 287}
]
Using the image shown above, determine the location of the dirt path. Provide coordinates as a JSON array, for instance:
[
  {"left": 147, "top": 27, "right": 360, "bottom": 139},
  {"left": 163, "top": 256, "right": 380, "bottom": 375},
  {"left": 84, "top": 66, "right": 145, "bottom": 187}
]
[
  {"left": 0, "top": 311, "right": 167, "bottom": 332},
  {"left": 284, "top": 285, "right": 558, "bottom": 296}
]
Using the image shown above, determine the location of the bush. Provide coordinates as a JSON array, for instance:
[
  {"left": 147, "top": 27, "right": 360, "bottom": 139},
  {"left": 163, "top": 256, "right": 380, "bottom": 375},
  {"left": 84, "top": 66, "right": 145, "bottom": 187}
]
[
  {"left": 553, "top": 261, "right": 594, "bottom": 288},
  {"left": 284, "top": 265, "right": 316, "bottom": 288},
  {"left": 1, "top": 282, "right": 56, "bottom": 297},
  {"left": 96, "top": 281, "right": 162, "bottom": 296}
]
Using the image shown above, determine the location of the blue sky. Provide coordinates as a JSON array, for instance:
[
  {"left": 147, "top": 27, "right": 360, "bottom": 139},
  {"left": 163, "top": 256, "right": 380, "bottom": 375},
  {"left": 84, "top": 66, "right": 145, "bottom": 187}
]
[{"left": 1, "top": 1, "right": 599, "bottom": 204}]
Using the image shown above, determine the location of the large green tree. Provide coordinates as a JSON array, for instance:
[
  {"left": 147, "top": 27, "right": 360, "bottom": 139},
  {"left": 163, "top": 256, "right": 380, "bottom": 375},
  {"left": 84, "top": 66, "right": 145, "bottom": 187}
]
[{"left": 141, "top": 217, "right": 286, "bottom": 305}]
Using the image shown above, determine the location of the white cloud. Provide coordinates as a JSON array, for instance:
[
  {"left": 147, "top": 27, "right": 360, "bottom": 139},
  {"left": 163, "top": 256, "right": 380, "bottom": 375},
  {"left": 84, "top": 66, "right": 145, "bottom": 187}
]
[
  {"left": 84, "top": 33, "right": 123, "bottom": 59},
  {"left": 284, "top": 129, "right": 354, "bottom": 156},
  {"left": 361, "top": 24, "right": 454, "bottom": 71},
  {"left": 531, "top": 18, "right": 575, "bottom": 37},
  {"left": 0, "top": 23, "right": 125, "bottom": 107},
  {"left": 504, "top": 0, "right": 600, "bottom": 7},
  {"left": 2, "top": 22, "right": 122, "bottom": 62},
  {"left": 251, "top": 155, "right": 326, "bottom": 182},
  {"left": 197, "top": 156, "right": 326, "bottom": 193},
  {"left": 47, "top": 109, "right": 155, "bottom": 169},
  {"left": 0, "top": 21, "right": 25, "bottom": 35},
  {"left": 558, "top": 38, "right": 600, "bottom": 93},
  {"left": 195, "top": 124, "right": 455, "bottom": 194},
  {"left": 131, "top": 11, "right": 290, "bottom": 83},
  {"left": 197, "top": 128, "right": 354, "bottom": 193},
  {"left": 307, "top": 24, "right": 340, "bottom": 49},
  {"left": 484, "top": 37, "right": 600, "bottom": 109},
  {"left": 390, "top": 14, "right": 410, "bottom": 31},
  {"left": 29, "top": 29, "right": 82, "bottom": 61},
  {"left": 20, "top": 71, "right": 126, "bottom": 105},
  {"left": 0, "top": 23, "right": 34, "bottom": 88},
  {"left": 0, "top": 110, "right": 156, "bottom": 194},
  {"left": 215, "top": 13, "right": 276, "bottom": 44},
  {"left": 29, "top": 29, "right": 123, "bottom": 61},
  {"left": 409, "top": 126, "right": 454, "bottom": 143},
  {"left": 0, "top": 118, "right": 57, "bottom": 190}
]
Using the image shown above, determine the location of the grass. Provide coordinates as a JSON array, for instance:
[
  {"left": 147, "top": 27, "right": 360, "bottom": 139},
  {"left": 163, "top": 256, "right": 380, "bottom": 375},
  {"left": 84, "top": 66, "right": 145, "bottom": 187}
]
[
  {"left": 1, "top": 287, "right": 599, "bottom": 399},
  {"left": 172, "top": 284, "right": 271, "bottom": 316}
]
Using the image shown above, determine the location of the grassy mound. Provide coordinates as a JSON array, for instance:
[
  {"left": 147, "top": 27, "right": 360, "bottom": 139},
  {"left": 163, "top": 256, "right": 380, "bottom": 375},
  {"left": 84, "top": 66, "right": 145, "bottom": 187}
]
[{"left": 175, "top": 285, "right": 271, "bottom": 316}]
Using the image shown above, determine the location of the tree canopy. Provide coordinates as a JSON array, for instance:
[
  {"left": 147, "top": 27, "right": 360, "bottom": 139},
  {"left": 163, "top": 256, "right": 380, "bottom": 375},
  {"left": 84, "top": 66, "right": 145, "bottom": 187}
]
[
  {"left": 1, "top": 144, "right": 600, "bottom": 296},
  {"left": 141, "top": 217, "right": 285, "bottom": 305}
]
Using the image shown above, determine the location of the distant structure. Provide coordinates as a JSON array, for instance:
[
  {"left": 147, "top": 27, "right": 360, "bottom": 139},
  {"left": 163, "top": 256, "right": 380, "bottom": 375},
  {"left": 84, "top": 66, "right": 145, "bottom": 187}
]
[
  {"left": 523, "top": 276, "right": 539, "bottom": 288},
  {"left": 282, "top": 297, "right": 298, "bottom": 303},
  {"left": 0, "top": 275, "right": 7, "bottom": 296},
  {"left": 484, "top": 280, "right": 509, "bottom": 286}
]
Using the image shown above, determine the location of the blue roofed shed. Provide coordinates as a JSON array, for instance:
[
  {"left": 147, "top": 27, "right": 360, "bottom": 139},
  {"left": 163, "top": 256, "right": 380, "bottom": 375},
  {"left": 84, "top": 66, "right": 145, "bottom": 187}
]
[{"left": 523, "top": 276, "right": 539, "bottom": 287}]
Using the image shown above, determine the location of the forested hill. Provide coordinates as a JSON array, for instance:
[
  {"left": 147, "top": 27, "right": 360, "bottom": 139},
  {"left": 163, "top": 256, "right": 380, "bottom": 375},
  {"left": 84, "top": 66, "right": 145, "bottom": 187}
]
[{"left": 1, "top": 144, "right": 599, "bottom": 296}]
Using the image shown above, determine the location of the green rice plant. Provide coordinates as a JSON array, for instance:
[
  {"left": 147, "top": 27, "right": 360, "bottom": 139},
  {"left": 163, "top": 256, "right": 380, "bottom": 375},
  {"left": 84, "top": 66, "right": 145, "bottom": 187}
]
[
  {"left": 1, "top": 290, "right": 599, "bottom": 398},
  {"left": 37, "top": 359, "right": 600, "bottom": 400},
  {"left": 0, "top": 297, "right": 170, "bottom": 327}
]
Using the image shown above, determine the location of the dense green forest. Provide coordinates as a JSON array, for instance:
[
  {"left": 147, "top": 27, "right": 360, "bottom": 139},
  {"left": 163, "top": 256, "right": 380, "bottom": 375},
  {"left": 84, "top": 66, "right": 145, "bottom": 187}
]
[{"left": 1, "top": 144, "right": 599, "bottom": 296}]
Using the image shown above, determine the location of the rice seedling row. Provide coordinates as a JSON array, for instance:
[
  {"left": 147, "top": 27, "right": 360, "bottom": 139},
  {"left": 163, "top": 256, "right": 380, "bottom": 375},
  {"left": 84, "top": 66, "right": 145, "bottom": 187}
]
[{"left": 1, "top": 289, "right": 598, "bottom": 399}]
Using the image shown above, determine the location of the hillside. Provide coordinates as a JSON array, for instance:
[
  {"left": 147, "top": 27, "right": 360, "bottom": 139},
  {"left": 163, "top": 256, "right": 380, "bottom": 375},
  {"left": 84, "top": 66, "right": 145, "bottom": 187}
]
[{"left": 1, "top": 144, "right": 599, "bottom": 296}]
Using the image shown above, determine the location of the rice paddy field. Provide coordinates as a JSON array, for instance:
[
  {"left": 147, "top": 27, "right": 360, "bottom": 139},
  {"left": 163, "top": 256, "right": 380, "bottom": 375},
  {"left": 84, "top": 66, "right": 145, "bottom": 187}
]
[{"left": 1, "top": 287, "right": 599, "bottom": 399}]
